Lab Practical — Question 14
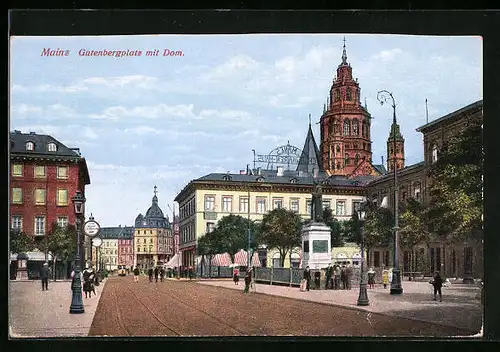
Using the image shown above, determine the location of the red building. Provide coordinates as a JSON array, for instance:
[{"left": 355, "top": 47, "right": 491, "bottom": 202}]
[
  {"left": 319, "top": 39, "right": 380, "bottom": 178},
  {"left": 10, "top": 131, "right": 90, "bottom": 237}
]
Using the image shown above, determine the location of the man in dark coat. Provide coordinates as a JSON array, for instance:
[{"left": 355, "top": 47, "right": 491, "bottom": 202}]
[
  {"left": 340, "top": 265, "right": 347, "bottom": 289},
  {"left": 303, "top": 266, "right": 311, "bottom": 291},
  {"left": 188, "top": 266, "right": 193, "bottom": 280},
  {"left": 40, "top": 262, "right": 50, "bottom": 291},
  {"left": 154, "top": 266, "right": 159, "bottom": 283},
  {"left": 159, "top": 267, "right": 165, "bottom": 282},
  {"left": 432, "top": 271, "right": 443, "bottom": 302},
  {"left": 148, "top": 267, "right": 154, "bottom": 282}
]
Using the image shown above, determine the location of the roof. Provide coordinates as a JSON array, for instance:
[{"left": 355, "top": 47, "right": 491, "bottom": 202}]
[
  {"left": 99, "top": 226, "right": 135, "bottom": 239},
  {"left": 372, "top": 164, "right": 387, "bottom": 175},
  {"left": 10, "top": 131, "right": 91, "bottom": 185},
  {"left": 416, "top": 100, "right": 483, "bottom": 133},
  {"left": 366, "top": 161, "right": 425, "bottom": 185},
  {"left": 296, "top": 123, "right": 323, "bottom": 173}
]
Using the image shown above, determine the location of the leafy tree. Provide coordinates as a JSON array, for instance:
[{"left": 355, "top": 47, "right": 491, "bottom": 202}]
[
  {"left": 258, "top": 208, "right": 302, "bottom": 267},
  {"left": 342, "top": 212, "right": 363, "bottom": 245},
  {"left": 46, "top": 222, "right": 77, "bottom": 281},
  {"left": 197, "top": 232, "right": 217, "bottom": 277},
  {"left": 399, "top": 197, "right": 431, "bottom": 272},
  {"left": 426, "top": 117, "right": 483, "bottom": 243},
  {"left": 323, "top": 208, "right": 345, "bottom": 247},
  {"left": 363, "top": 199, "right": 394, "bottom": 261},
  {"left": 210, "top": 214, "right": 258, "bottom": 263},
  {"left": 9, "top": 229, "right": 35, "bottom": 254}
]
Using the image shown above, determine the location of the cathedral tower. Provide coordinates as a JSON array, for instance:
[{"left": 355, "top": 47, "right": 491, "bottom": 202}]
[
  {"left": 319, "top": 38, "right": 374, "bottom": 176},
  {"left": 386, "top": 118, "right": 405, "bottom": 173}
]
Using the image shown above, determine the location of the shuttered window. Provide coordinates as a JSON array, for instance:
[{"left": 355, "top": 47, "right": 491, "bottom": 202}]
[
  {"left": 57, "top": 189, "right": 68, "bottom": 206},
  {"left": 35, "top": 189, "right": 46, "bottom": 205},
  {"left": 12, "top": 188, "right": 23, "bottom": 204}
]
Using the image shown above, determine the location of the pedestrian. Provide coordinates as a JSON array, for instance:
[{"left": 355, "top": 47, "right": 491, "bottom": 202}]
[
  {"left": 431, "top": 271, "right": 443, "bottom": 302},
  {"left": 303, "top": 266, "right": 311, "bottom": 291},
  {"left": 133, "top": 266, "right": 140, "bottom": 283},
  {"left": 233, "top": 266, "right": 240, "bottom": 285},
  {"left": 340, "top": 265, "right": 347, "bottom": 289},
  {"left": 40, "top": 262, "right": 50, "bottom": 291},
  {"left": 368, "top": 267, "right": 376, "bottom": 289},
  {"left": 159, "top": 267, "right": 165, "bottom": 282},
  {"left": 243, "top": 268, "right": 253, "bottom": 293},
  {"left": 148, "top": 267, "right": 153, "bottom": 282},
  {"left": 334, "top": 265, "right": 341, "bottom": 290},
  {"left": 82, "top": 266, "right": 96, "bottom": 298},
  {"left": 184, "top": 267, "right": 188, "bottom": 279},
  {"left": 188, "top": 266, "right": 193, "bottom": 280},
  {"left": 382, "top": 269, "right": 389, "bottom": 289},
  {"left": 154, "top": 266, "right": 159, "bottom": 283},
  {"left": 325, "top": 264, "right": 332, "bottom": 290},
  {"left": 346, "top": 265, "right": 352, "bottom": 290}
]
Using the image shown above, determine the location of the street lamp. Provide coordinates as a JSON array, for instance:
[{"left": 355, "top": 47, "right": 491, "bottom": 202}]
[
  {"left": 70, "top": 191, "right": 85, "bottom": 314},
  {"left": 377, "top": 90, "right": 403, "bottom": 295},
  {"left": 357, "top": 203, "right": 369, "bottom": 306}
]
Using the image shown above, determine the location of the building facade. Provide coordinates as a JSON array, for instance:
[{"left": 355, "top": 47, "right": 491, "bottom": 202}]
[
  {"left": 96, "top": 225, "right": 135, "bottom": 270},
  {"left": 134, "top": 187, "right": 173, "bottom": 269},
  {"left": 366, "top": 100, "right": 483, "bottom": 279},
  {"left": 101, "top": 238, "right": 118, "bottom": 271}
]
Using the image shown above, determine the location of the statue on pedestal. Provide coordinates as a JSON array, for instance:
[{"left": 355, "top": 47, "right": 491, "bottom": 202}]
[{"left": 311, "top": 181, "right": 324, "bottom": 222}]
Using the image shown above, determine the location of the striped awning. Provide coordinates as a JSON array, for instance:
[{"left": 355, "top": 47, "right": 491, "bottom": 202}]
[
  {"left": 10, "top": 251, "right": 53, "bottom": 261},
  {"left": 164, "top": 252, "right": 182, "bottom": 269},
  {"left": 233, "top": 249, "right": 261, "bottom": 267},
  {"left": 210, "top": 253, "right": 232, "bottom": 267}
]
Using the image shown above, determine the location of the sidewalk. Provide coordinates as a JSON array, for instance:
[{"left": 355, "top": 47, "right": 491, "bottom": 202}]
[
  {"left": 9, "top": 279, "right": 107, "bottom": 338},
  {"left": 198, "top": 280, "right": 483, "bottom": 334}
]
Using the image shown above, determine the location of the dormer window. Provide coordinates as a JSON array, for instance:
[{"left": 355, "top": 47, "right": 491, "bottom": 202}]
[
  {"left": 256, "top": 176, "right": 265, "bottom": 183},
  {"left": 26, "top": 141, "right": 34, "bottom": 151},
  {"left": 48, "top": 142, "right": 57, "bottom": 152},
  {"left": 222, "top": 175, "right": 232, "bottom": 181},
  {"left": 290, "top": 178, "right": 298, "bottom": 184},
  {"left": 321, "top": 179, "right": 330, "bottom": 185}
]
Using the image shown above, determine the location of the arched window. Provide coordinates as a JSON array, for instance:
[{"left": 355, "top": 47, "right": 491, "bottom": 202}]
[
  {"left": 336, "top": 162, "right": 341, "bottom": 170},
  {"left": 25, "top": 141, "right": 34, "bottom": 151},
  {"left": 329, "top": 121, "right": 335, "bottom": 136},
  {"left": 352, "top": 119, "right": 359, "bottom": 135},
  {"left": 334, "top": 89, "right": 340, "bottom": 102},
  {"left": 345, "top": 153, "right": 350, "bottom": 165},
  {"left": 47, "top": 142, "right": 57, "bottom": 152},
  {"left": 343, "top": 120, "right": 350, "bottom": 135},
  {"left": 346, "top": 88, "right": 352, "bottom": 101},
  {"left": 353, "top": 143, "right": 358, "bottom": 149},
  {"left": 336, "top": 145, "right": 340, "bottom": 154},
  {"left": 355, "top": 154, "right": 360, "bottom": 164},
  {"left": 431, "top": 144, "right": 438, "bottom": 163}
]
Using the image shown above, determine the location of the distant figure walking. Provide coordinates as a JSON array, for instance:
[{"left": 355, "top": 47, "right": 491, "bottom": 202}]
[
  {"left": 346, "top": 265, "right": 353, "bottom": 290},
  {"left": 368, "top": 267, "right": 376, "bottom": 289},
  {"left": 431, "top": 271, "right": 443, "bottom": 302},
  {"left": 325, "top": 264, "right": 333, "bottom": 290},
  {"left": 82, "top": 267, "right": 96, "bottom": 298},
  {"left": 233, "top": 267, "right": 240, "bottom": 285},
  {"left": 303, "top": 266, "right": 311, "bottom": 291},
  {"left": 133, "top": 267, "right": 140, "bottom": 283},
  {"left": 334, "top": 265, "right": 341, "bottom": 290},
  {"left": 41, "top": 262, "right": 50, "bottom": 291},
  {"left": 243, "top": 268, "right": 253, "bottom": 293},
  {"left": 148, "top": 268, "right": 154, "bottom": 283},
  {"left": 382, "top": 269, "right": 389, "bottom": 289},
  {"left": 154, "top": 266, "right": 159, "bottom": 283},
  {"left": 188, "top": 266, "right": 193, "bottom": 280},
  {"left": 159, "top": 267, "right": 165, "bottom": 282},
  {"left": 340, "top": 265, "right": 347, "bottom": 289}
]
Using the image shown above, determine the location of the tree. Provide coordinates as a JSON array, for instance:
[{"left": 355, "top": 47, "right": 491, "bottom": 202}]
[
  {"left": 399, "top": 197, "right": 431, "bottom": 272},
  {"left": 342, "top": 212, "right": 363, "bottom": 245},
  {"left": 323, "top": 208, "right": 345, "bottom": 247},
  {"left": 46, "top": 222, "right": 77, "bottom": 281},
  {"left": 210, "top": 215, "right": 257, "bottom": 263},
  {"left": 197, "top": 233, "right": 217, "bottom": 277},
  {"left": 9, "top": 229, "right": 35, "bottom": 254},
  {"left": 363, "top": 199, "right": 394, "bottom": 264},
  {"left": 258, "top": 208, "right": 302, "bottom": 267},
  {"left": 426, "top": 117, "right": 483, "bottom": 244}
]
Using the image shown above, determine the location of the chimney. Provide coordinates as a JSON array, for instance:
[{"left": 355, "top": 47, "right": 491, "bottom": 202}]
[
  {"left": 277, "top": 166, "right": 284, "bottom": 176},
  {"left": 313, "top": 167, "right": 319, "bottom": 178}
]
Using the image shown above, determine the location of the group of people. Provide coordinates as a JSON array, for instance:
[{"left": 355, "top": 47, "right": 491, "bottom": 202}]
[
  {"left": 233, "top": 266, "right": 254, "bottom": 293},
  {"left": 70, "top": 265, "right": 98, "bottom": 299},
  {"left": 147, "top": 266, "right": 166, "bottom": 283},
  {"left": 323, "top": 264, "right": 354, "bottom": 290}
]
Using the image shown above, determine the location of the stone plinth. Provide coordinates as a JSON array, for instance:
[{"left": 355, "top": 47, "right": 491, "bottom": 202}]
[{"left": 301, "top": 222, "right": 331, "bottom": 270}]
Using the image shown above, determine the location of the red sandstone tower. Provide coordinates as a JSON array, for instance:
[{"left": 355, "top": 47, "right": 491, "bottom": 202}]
[
  {"left": 319, "top": 38, "right": 375, "bottom": 177},
  {"left": 386, "top": 118, "right": 405, "bottom": 172}
]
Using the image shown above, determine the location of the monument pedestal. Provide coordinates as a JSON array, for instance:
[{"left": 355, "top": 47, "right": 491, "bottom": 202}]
[{"left": 301, "top": 222, "right": 331, "bottom": 270}]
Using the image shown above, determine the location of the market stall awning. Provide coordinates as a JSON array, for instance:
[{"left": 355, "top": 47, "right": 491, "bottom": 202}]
[
  {"left": 210, "top": 253, "right": 232, "bottom": 267},
  {"left": 164, "top": 252, "right": 182, "bottom": 269},
  {"left": 10, "top": 251, "right": 53, "bottom": 261},
  {"left": 233, "top": 249, "right": 261, "bottom": 267}
]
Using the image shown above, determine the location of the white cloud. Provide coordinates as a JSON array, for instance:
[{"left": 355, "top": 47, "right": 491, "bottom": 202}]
[
  {"left": 371, "top": 48, "right": 403, "bottom": 61},
  {"left": 10, "top": 104, "right": 42, "bottom": 115},
  {"left": 124, "top": 126, "right": 164, "bottom": 135},
  {"left": 82, "top": 75, "right": 158, "bottom": 88},
  {"left": 83, "top": 127, "right": 99, "bottom": 139}
]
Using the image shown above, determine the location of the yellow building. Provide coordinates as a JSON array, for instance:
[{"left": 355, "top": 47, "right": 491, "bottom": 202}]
[
  {"left": 134, "top": 187, "right": 173, "bottom": 269},
  {"left": 101, "top": 238, "right": 118, "bottom": 270}
]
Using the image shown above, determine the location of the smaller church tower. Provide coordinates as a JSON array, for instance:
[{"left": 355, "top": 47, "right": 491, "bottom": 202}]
[{"left": 386, "top": 118, "right": 405, "bottom": 173}]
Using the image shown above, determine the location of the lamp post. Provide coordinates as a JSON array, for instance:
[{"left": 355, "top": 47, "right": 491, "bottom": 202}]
[
  {"left": 357, "top": 203, "right": 369, "bottom": 306},
  {"left": 377, "top": 90, "right": 403, "bottom": 295},
  {"left": 70, "top": 191, "right": 85, "bottom": 314}
]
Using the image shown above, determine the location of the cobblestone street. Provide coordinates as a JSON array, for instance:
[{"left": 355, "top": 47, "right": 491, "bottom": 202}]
[{"left": 88, "top": 276, "right": 478, "bottom": 337}]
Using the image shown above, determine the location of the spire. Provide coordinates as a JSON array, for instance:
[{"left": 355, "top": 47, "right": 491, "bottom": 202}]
[
  {"left": 297, "top": 122, "right": 323, "bottom": 174},
  {"left": 308, "top": 113, "right": 311, "bottom": 126},
  {"left": 153, "top": 185, "right": 157, "bottom": 196},
  {"left": 364, "top": 98, "right": 367, "bottom": 109},
  {"left": 341, "top": 36, "right": 348, "bottom": 64},
  {"left": 152, "top": 185, "right": 158, "bottom": 204}
]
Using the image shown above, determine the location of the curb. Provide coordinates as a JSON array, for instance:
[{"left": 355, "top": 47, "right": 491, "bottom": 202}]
[{"left": 198, "top": 282, "right": 479, "bottom": 336}]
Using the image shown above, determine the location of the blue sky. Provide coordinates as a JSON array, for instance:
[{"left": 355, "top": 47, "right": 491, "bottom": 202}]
[{"left": 9, "top": 34, "right": 482, "bottom": 227}]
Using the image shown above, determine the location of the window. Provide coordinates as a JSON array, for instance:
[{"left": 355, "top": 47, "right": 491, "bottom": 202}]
[
  {"left": 12, "top": 164, "right": 23, "bottom": 177},
  {"left": 48, "top": 142, "right": 57, "bottom": 152},
  {"left": 26, "top": 141, "right": 34, "bottom": 151},
  {"left": 35, "top": 189, "right": 46, "bottom": 205},
  {"left": 346, "top": 88, "right": 352, "bottom": 101},
  {"left": 34, "top": 165, "right": 46, "bottom": 178},
  {"left": 352, "top": 201, "right": 361, "bottom": 215},
  {"left": 256, "top": 198, "right": 266, "bottom": 214},
  {"left": 273, "top": 198, "right": 283, "bottom": 209},
  {"left": 11, "top": 216, "right": 22, "bottom": 231},
  {"left": 35, "top": 216, "right": 45, "bottom": 236},
  {"left": 336, "top": 162, "right": 341, "bottom": 170},
  {"left": 345, "top": 153, "right": 350, "bottom": 165},
  {"left": 57, "top": 189, "right": 68, "bottom": 206},
  {"left": 336, "top": 145, "right": 340, "bottom": 154},
  {"left": 374, "top": 251, "right": 380, "bottom": 267},
  {"left": 306, "top": 199, "right": 312, "bottom": 215},
  {"left": 206, "top": 222, "right": 215, "bottom": 234},
  {"left": 57, "top": 166, "right": 68, "bottom": 179},
  {"left": 431, "top": 144, "right": 438, "bottom": 163},
  {"left": 336, "top": 200, "right": 346, "bottom": 216},
  {"left": 352, "top": 119, "right": 359, "bottom": 135},
  {"left": 12, "top": 188, "right": 23, "bottom": 204},
  {"left": 272, "top": 254, "right": 281, "bottom": 268},
  {"left": 355, "top": 154, "right": 360, "bottom": 165},
  {"left": 150, "top": 238, "right": 153, "bottom": 243},
  {"left": 204, "top": 195, "right": 215, "bottom": 211},
  {"left": 334, "top": 89, "right": 340, "bottom": 101},
  {"left": 143, "top": 238, "right": 146, "bottom": 243},
  {"left": 413, "top": 183, "right": 421, "bottom": 201},
  {"left": 57, "top": 217, "right": 68, "bottom": 228},
  {"left": 290, "top": 199, "right": 299, "bottom": 213},
  {"left": 222, "top": 196, "right": 232, "bottom": 212},
  {"left": 343, "top": 120, "right": 350, "bottom": 135},
  {"left": 322, "top": 200, "right": 331, "bottom": 210}
]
